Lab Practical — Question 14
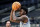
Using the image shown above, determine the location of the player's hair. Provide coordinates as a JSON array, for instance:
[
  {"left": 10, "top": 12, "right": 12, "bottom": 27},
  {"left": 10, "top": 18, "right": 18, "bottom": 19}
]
[{"left": 21, "top": 6, "right": 28, "bottom": 14}]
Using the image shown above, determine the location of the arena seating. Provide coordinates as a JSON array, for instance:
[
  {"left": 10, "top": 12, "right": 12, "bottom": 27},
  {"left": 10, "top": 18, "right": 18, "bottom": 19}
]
[{"left": 0, "top": 0, "right": 40, "bottom": 26}]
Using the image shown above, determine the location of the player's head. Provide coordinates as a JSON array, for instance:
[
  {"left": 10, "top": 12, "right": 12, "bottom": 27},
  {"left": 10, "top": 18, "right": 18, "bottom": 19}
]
[{"left": 19, "top": 6, "right": 28, "bottom": 16}]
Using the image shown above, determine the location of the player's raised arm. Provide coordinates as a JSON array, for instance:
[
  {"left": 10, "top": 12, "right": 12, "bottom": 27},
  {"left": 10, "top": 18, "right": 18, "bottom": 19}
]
[
  {"left": 10, "top": 10, "right": 28, "bottom": 23},
  {"left": 10, "top": 10, "right": 13, "bottom": 22},
  {"left": 10, "top": 10, "right": 16, "bottom": 22},
  {"left": 10, "top": 1, "right": 24, "bottom": 23},
  {"left": 10, "top": 10, "right": 20, "bottom": 23}
]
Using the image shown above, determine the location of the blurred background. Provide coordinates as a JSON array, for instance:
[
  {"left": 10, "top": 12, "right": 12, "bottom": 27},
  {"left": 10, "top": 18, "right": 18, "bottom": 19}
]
[
  {"left": 0, "top": 24, "right": 40, "bottom": 27},
  {"left": 0, "top": 0, "right": 40, "bottom": 27}
]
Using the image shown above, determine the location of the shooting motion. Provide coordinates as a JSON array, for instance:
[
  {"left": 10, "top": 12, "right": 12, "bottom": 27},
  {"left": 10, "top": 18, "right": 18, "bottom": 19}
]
[{"left": 10, "top": 1, "right": 30, "bottom": 27}]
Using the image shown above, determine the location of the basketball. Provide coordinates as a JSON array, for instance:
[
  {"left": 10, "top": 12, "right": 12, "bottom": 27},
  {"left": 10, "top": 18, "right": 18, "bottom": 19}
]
[{"left": 12, "top": 2, "right": 21, "bottom": 11}]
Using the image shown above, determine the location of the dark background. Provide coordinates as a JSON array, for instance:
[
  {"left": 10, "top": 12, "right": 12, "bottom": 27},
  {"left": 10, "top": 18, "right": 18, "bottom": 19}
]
[{"left": 0, "top": 0, "right": 40, "bottom": 26}]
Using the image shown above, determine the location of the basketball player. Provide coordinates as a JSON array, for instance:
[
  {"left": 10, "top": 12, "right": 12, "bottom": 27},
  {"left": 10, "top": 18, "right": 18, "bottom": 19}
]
[
  {"left": 10, "top": 6, "right": 30, "bottom": 27},
  {"left": 10, "top": 1, "right": 30, "bottom": 27}
]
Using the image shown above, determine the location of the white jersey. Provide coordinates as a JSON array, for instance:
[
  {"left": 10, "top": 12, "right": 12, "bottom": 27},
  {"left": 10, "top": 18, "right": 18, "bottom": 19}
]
[{"left": 20, "top": 16, "right": 30, "bottom": 27}]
